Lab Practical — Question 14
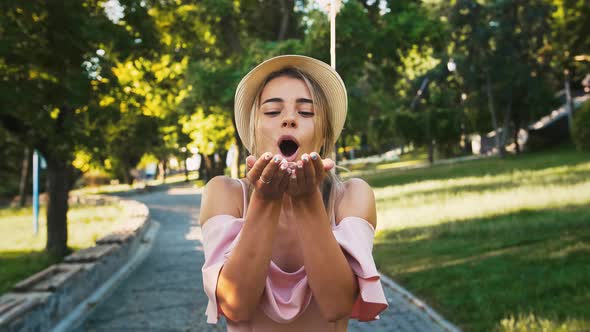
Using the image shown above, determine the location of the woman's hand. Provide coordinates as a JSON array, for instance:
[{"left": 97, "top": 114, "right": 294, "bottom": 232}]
[
  {"left": 245, "top": 152, "right": 292, "bottom": 201},
  {"left": 285, "top": 152, "right": 335, "bottom": 199}
]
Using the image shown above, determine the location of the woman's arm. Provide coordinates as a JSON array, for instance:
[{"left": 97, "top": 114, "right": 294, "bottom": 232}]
[
  {"left": 199, "top": 154, "right": 290, "bottom": 322},
  {"left": 215, "top": 187, "right": 281, "bottom": 322},
  {"left": 289, "top": 187, "right": 356, "bottom": 321},
  {"left": 288, "top": 178, "right": 377, "bottom": 322}
]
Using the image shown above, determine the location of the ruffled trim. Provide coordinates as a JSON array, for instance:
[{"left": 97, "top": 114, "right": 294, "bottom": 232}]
[
  {"left": 201, "top": 215, "right": 244, "bottom": 324},
  {"left": 333, "top": 216, "right": 389, "bottom": 321}
]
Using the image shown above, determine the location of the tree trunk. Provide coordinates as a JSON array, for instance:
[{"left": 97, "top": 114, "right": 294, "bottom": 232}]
[
  {"left": 198, "top": 153, "right": 208, "bottom": 182},
  {"left": 158, "top": 160, "right": 167, "bottom": 183},
  {"left": 485, "top": 73, "right": 504, "bottom": 157},
  {"left": 18, "top": 147, "right": 31, "bottom": 207},
  {"left": 203, "top": 154, "right": 213, "bottom": 183},
  {"left": 427, "top": 141, "right": 435, "bottom": 164},
  {"left": 277, "top": 0, "right": 291, "bottom": 41},
  {"left": 513, "top": 120, "right": 520, "bottom": 154},
  {"left": 214, "top": 150, "right": 228, "bottom": 177},
  {"left": 45, "top": 158, "right": 73, "bottom": 258},
  {"left": 500, "top": 91, "right": 513, "bottom": 154},
  {"left": 122, "top": 164, "right": 134, "bottom": 185},
  {"left": 183, "top": 157, "right": 189, "bottom": 182}
]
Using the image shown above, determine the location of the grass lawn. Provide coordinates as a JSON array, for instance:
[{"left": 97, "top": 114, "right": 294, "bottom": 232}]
[
  {"left": 0, "top": 203, "right": 126, "bottom": 295},
  {"left": 365, "top": 146, "right": 590, "bottom": 331}
]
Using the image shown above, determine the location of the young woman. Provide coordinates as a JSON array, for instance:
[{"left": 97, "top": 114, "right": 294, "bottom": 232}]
[{"left": 199, "top": 55, "right": 388, "bottom": 331}]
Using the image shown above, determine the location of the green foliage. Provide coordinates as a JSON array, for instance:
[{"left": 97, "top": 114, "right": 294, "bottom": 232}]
[
  {"left": 448, "top": 0, "right": 556, "bottom": 137},
  {"left": 572, "top": 101, "right": 590, "bottom": 151}
]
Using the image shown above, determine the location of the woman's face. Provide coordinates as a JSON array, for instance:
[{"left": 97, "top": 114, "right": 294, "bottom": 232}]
[{"left": 255, "top": 75, "right": 322, "bottom": 162}]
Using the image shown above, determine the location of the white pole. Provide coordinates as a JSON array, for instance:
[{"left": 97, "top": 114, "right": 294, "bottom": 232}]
[
  {"left": 32, "top": 150, "right": 39, "bottom": 235},
  {"left": 330, "top": 0, "right": 336, "bottom": 69}
]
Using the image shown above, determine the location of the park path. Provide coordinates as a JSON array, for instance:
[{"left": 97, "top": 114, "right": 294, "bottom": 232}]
[{"left": 78, "top": 184, "right": 456, "bottom": 331}]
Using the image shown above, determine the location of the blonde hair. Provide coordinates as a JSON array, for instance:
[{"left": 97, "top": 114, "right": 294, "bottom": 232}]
[{"left": 245, "top": 67, "right": 344, "bottom": 222}]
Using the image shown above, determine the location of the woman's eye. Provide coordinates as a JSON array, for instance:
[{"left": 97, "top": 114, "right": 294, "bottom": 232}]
[
  {"left": 299, "top": 112, "right": 314, "bottom": 117},
  {"left": 264, "top": 111, "right": 280, "bottom": 115}
]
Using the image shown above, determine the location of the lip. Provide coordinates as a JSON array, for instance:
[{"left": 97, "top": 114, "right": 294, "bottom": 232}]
[{"left": 277, "top": 135, "right": 300, "bottom": 162}]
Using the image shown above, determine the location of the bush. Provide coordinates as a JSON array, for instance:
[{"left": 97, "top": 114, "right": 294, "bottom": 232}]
[{"left": 572, "top": 101, "right": 590, "bottom": 151}]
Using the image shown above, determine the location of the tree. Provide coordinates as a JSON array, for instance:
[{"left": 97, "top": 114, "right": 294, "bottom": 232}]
[
  {"left": 0, "top": 0, "right": 159, "bottom": 257},
  {"left": 448, "top": 0, "right": 554, "bottom": 156}
]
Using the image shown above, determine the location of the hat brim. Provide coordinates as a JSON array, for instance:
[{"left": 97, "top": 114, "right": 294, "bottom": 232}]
[{"left": 234, "top": 55, "right": 348, "bottom": 153}]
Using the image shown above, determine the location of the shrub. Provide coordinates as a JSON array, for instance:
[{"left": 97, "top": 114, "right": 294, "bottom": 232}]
[{"left": 572, "top": 101, "right": 590, "bottom": 151}]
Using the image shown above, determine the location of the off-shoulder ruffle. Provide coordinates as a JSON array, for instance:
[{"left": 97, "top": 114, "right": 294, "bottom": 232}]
[
  {"left": 333, "top": 216, "right": 389, "bottom": 321},
  {"left": 201, "top": 215, "right": 244, "bottom": 324}
]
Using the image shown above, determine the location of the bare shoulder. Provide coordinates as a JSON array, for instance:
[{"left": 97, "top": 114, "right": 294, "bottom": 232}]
[
  {"left": 335, "top": 178, "right": 377, "bottom": 229},
  {"left": 198, "top": 176, "right": 244, "bottom": 227}
]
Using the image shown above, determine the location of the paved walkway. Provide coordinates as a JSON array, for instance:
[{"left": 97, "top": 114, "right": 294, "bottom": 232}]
[{"left": 79, "top": 185, "right": 457, "bottom": 331}]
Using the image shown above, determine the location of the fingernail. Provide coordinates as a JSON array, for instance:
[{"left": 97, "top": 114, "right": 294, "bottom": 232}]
[
  {"left": 274, "top": 155, "right": 281, "bottom": 163},
  {"left": 311, "top": 152, "right": 318, "bottom": 160},
  {"left": 297, "top": 161, "right": 303, "bottom": 168},
  {"left": 264, "top": 153, "right": 271, "bottom": 160},
  {"left": 302, "top": 154, "right": 309, "bottom": 162},
  {"left": 281, "top": 163, "right": 288, "bottom": 170}
]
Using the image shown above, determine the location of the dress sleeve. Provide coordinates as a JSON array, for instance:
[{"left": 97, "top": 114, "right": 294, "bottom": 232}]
[
  {"left": 332, "top": 216, "right": 389, "bottom": 321},
  {"left": 201, "top": 215, "right": 244, "bottom": 324}
]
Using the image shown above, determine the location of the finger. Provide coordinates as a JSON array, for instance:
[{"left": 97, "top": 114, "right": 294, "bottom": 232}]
[
  {"left": 271, "top": 158, "right": 290, "bottom": 189},
  {"left": 295, "top": 160, "right": 304, "bottom": 188},
  {"left": 322, "top": 158, "right": 335, "bottom": 171},
  {"left": 310, "top": 152, "right": 324, "bottom": 181},
  {"left": 288, "top": 170, "right": 298, "bottom": 192},
  {"left": 246, "top": 155, "right": 256, "bottom": 169},
  {"left": 247, "top": 152, "right": 272, "bottom": 183},
  {"left": 258, "top": 154, "right": 282, "bottom": 186},
  {"left": 302, "top": 153, "right": 315, "bottom": 187},
  {"left": 278, "top": 164, "right": 292, "bottom": 190}
]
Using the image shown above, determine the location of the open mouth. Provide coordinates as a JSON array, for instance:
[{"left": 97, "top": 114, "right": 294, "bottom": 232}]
[{"left": 278, "top": 135, "right": 299, "bottom": 159}]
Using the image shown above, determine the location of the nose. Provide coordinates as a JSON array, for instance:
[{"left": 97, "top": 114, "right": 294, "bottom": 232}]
[
  {"left": 282, "top": 119, "right": 297, "bottom": 128},
  {"left": 281, "top": 111, "right": 297, "bottom": 129}
]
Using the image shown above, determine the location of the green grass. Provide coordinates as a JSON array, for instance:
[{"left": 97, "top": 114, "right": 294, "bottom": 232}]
[
  {"left": 0, "top": 203, "right": 126, "bottom": 295},
  {"left": 367, "top": 146, "right": 590, "bottom": 331}
]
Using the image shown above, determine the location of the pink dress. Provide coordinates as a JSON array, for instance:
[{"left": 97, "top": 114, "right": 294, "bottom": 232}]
[{"left": 201, "top": 179, "right": 388, "bottom": 331}]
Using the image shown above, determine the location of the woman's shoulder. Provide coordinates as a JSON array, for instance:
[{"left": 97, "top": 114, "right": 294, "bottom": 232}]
[
  {"left": 199, "top": 176, "right": 245, "bottom": 227},
  {"left": 335, "top": 178, "right": 377, "bottom": 229}
]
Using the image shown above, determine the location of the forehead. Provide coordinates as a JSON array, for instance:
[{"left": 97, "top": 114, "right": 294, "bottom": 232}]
[{"left": 260, "top": 76, "right": 312, "bottom": 101}]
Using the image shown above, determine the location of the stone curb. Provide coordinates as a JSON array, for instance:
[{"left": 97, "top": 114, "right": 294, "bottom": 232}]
[
  {"left": 379, "top": 273, "right": 462, "bottom": 332},
  {"left": 0, "top": 195, "right": 152, "bottom": 332},
  {"left": 53, "top": 219, "right": 160, "bottom": 332}
]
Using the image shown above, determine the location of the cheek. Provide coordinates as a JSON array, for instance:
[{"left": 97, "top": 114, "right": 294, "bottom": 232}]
[
  {"left": 301, "top": 121, "right": 321, "bottom": 150},
  {"left": 255, "top": 121, "right": 276, "bottom": 146}
]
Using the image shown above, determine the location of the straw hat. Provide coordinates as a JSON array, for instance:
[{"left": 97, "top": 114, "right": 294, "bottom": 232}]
[{"left": 234, "top": 55, "right": 348, "bottom": 153}]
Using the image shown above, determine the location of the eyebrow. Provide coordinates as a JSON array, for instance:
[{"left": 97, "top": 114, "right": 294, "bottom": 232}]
[{"left": 261, "top": 98, "right": 313, "bottom": 105}]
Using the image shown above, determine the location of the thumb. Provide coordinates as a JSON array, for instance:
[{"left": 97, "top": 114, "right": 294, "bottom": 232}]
[
  {"left": 246, "top": 155, "right": 256, "bottom": 169},
  {"left": 322, "top": 158, "right": 335, "bottom": 171}
]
